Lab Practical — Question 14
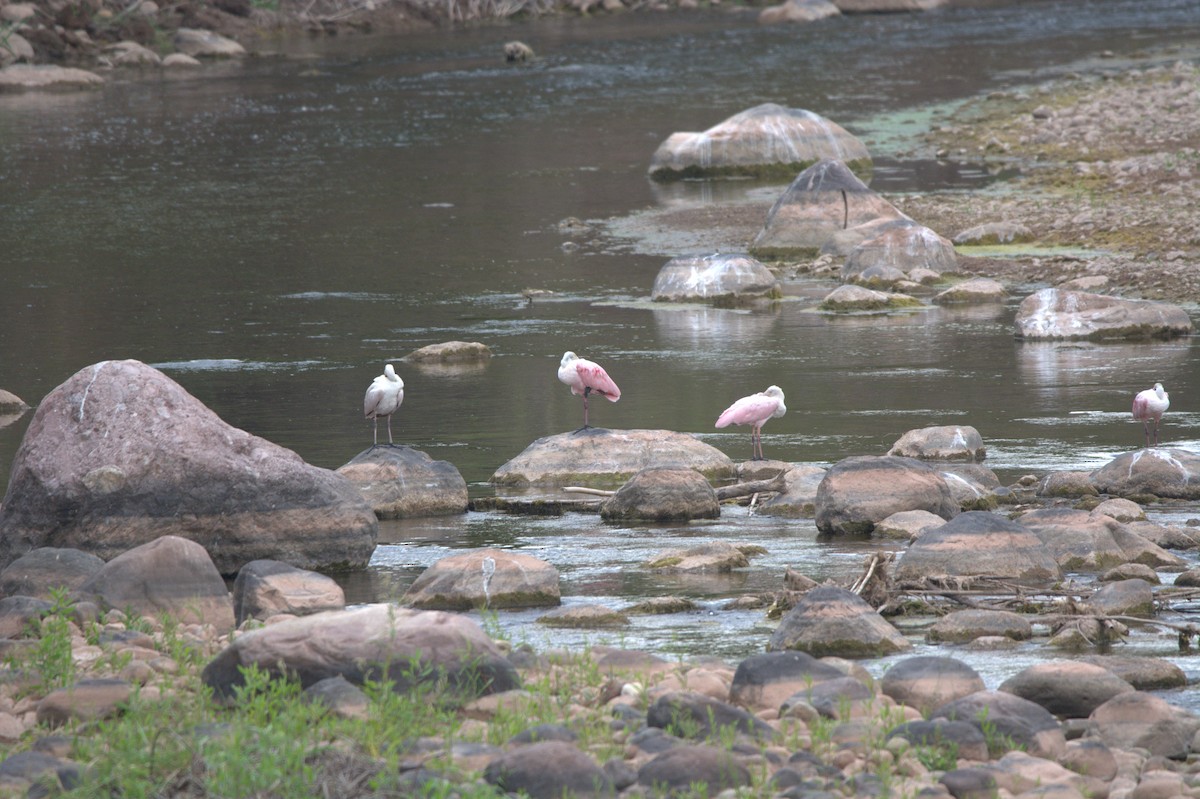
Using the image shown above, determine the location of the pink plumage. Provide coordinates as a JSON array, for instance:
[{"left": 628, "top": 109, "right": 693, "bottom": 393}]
[
  {"left": 558, "top": 351, "right": 620, "bottom": 431},
  {"left": 1131, "top": 382, "right": 1169, "bottom": 448},
  {"left": 715, "top": 385, "right": 786, "bottom": 460}
]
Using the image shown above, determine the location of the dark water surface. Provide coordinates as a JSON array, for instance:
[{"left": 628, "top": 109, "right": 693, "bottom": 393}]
[{"left": 3, "top": 0, "right": 1200, "bottom": 681}]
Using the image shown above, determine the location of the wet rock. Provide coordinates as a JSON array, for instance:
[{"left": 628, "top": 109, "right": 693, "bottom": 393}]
[
  {"left": 1017, "top": 507, "right": 1184, "bottom": 571},
  {"left": 873, "top": 509, "right": 946, "bottom": 540},
  {"left": 337, "top": 445, "right": 468, "bottom": 518},
  {"left": 820, "top": 216, "right": 917, "bottom": 257},
  {"left": 536, "top": 604, "right": 629, "bottom": 629},
  {"left": 1091, "top": 448, "right": 1200, "bottom": 499},
  {"left": 1088, "top": 578, "right": 1154, "bottom": 617},
  {"left": 757, "top": 0, "right": 841, "bottom": 25},
  {"left": 650, "top": 253, "right": 780, "bottom": 303},
  {"left": 1099, "top": 563, "right": 1160, "bottom": 583},
  {"left": 888, "top": 425, "right": 985, "bottom": 462},
  {"left": 37, "top": 678, "right": 132, "bottom": 728},
  {"left": 818, "top": 284, "right": 923, "bottom": 312},
  {"left": 76, "top": 536, "right": 235, "bottom": 632},
  {"left": 202, "top": 604, "right": 518, "bottom": 699},
  {"left": 106, "top": 41, "right": 161, "bottom": 66},
  {"left": 484, "top": 741, "right": 610, "bottom": 799},
  {"left": 750, "top": 159, "right": 906, "bottom": 257},
  {"left": 0, "top": 64, "right": 103, "bottom": 91},
  {"left": 926, "top": 609, "right": 1032, "bottom": 644},
  {"left": 646, "top": 541, "right": 752, "bottom": 572},
  {"left": 953, "top": 221, "right": 1034, "bottom": 245},
  {"left": 815, "top": 455, "right": 958, "bottom": 535},
  {"left": 729, "top": 651, "right": 846, "bottom": 712},
  {"left": 649, "top": 104, "right": 870, "bottom": 180},
  {"left": 231, "top": 559, "right": 345, "bottom": 625},
  {"left": 1038, "top": 470, "right": 1098, "bottom": 498},
  {"left": 938, "top": 464, "right": 1002, "bottom": 510},
  {"left": 0, "top": 360, "right": 377, "bottom": 574},
  {"left": 491, "top": 428, "right": 735, "bottom": 488},
  {"left": 1174, "top": 566, "right": 1200, "bottom": 587},
  {"left": 1089, "top": 691, "right": 1200, "bottom": 760},
  {"left": 503, "top": 41, "right": 534, "bottom": 62},
  {"left": 0, "top": 547, "right": 104, "bottom": 599},
  {"left": 999, "top": 661, "right": 1134, "bottom": 719},
  {"left": 933, "top": 277, "right": 1007, "bottom": 305},
  {"left": 0, "top": 389, "right": 29, "bottom": 413},
  {"left": 623, "top": 596, "right": 698, "bottom": 615},
  {"left": 767, "top": 585, "right": 911, "bottom": 657},
  {"left": 1079, "top": 655, "right": 1185, "bottom": 691},
  {"left": 1014, "top": 288, "right": 1192, "bottom": 341},
  {"left": 1090, "top": 498, "right": 1146, "bottom": 523},
  {"left": 881, "top": 656, "right": 985, "bottom": 718},
  {"left": 637, "top": 745, "right": 752, "bottom": 794},
  {"left": 173, "top": 28, "right": 245, "bottom": 58},
  {"left": 842, "top": 224, "right": 957, "bottom": 280},
  {"left": 600, "top": 467, "right": 720, "bottom": 522},
  {"left": 402, "top": 341, "right": 492, "bottom": 364},
  {"left": 162, "top": 53, "right": 202, "bottom": 68},
  {"left": 758, "top": 464, "right": 826, "bottom": 517},
  {"left": 932, "top": 690, "right": 1066, "bottom": 760},
  {"left": 894, "top": 511, "right": 1062, "bottom": 586},
  {"left": 404, "top": 548, "right": 560, "bottom": 610},
  {"left": 648, "top": 691, "right": 775, "bottom": 741}
]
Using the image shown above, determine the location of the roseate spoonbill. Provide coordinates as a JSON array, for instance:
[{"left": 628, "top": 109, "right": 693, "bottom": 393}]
[
  {"left": 364, "top": 363, "right": 404, "bottom": 446},
  {"left": 1132, "top": 382, "right": 1169, "bottom": 448},
  {"left": 558, "top": 351, "right": 621, "bottom": 432},
  {"left": 715, "top": 385, "right": 787, "bottom": 461}
]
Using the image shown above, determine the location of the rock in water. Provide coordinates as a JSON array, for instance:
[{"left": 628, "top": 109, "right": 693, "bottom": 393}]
[
  {"left": 1014, "top": 289, "right": 1192, "bottom": 341},
  {"left": 0, "top": 360, "right": 378, "bottom": 574},
  {"left": 337, "top": 446, "right": 468, "bottom": 518}
]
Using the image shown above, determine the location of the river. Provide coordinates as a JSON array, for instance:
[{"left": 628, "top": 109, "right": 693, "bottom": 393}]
[{"left": 2, "top": 0, "right": 1200, "bottom": 686}]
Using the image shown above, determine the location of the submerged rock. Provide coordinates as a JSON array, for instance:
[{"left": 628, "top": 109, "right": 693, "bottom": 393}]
[
  {"left": 648, "top": 103, "right": 870, "bottom": 180},
  {"left": 337, "top": 446, "right": 468, "bottom": 519},
  {"left": 646, "top": 541, "right": 752, "bottom": 572},
  {"left": 402, "top": 341, "right": 492, "bottom": 363},
  {"left": 1014, "top": 289, "right": 1192, "bottom": 341},
  {"left": 650, "top": 253, "right": 780, "bottom": 304}
]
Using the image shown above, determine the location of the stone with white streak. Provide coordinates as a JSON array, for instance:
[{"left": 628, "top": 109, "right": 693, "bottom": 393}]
[
  {"left": 1014, "top": 289, "right": 1192, "bottom": 341},
  {"left": 888, "top": 425, "right": 985, "bottom": 462},
  {"left": 1091, "top": 448, "right": 1200, "bottom": 499},
  {"left": 651, "top": 253, "right": 780, "bottom": 303}
]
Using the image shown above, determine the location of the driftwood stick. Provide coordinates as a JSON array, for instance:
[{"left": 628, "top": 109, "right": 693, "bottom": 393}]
[
  {"left": 563, "top": 486, "right": 616, "bottom": 497},
  {"left": 716, "top": 472, "right": 787, "bottom": 501}
]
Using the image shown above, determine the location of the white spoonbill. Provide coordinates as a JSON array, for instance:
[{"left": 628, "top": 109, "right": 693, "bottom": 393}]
[
  {"left": 1132, "top": 382, "right": 1169, "bottom": 448},
  {"left": 715, "top": 385, "right": 787, "bottom": 461},
  {"left": 558, "top": 351, "right": 621, "bottom": 432},
  {"left": 364, "top": 363, "right": 404, "bottom": 446}
]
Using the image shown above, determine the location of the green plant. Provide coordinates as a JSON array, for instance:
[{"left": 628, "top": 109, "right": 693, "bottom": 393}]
[
  {"left": 976, "top": 706, "right": 1024, "bottom": 756},
  {"left": 12, "top": 586, "right": 80, "bottom": 695}
]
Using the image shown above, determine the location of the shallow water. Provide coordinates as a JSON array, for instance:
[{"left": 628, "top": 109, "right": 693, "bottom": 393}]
[{"left": 3, "top": 0, "right": 1200, "bottom": 691}]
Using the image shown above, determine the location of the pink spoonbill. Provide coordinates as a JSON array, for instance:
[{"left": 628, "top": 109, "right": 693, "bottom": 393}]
[
  {"left": 1132, "top": 382, "right": 1169, "bottom": 448},
  {"left": 364, "top": 363, "right": 405, "bottom": 446},
  {"left": 558, "top": 351, "right": 621, "bottom": 432},
  {"left": 715, "top": 385, "right": 786, "bottom": 461}
]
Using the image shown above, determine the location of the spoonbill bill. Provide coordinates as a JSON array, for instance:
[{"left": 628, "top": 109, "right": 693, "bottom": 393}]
[
  {"left": 715, "top": 385, "right": 787, "bottom": 461},
  {"left": 1132, "top": 382, "right": 1169, "bottom": 448},
  {"left": 364, "top": 363, "right": 404, "bottom": 446},
  {"left": 558, "top": 351, "right": 621, "bottom": 431}
]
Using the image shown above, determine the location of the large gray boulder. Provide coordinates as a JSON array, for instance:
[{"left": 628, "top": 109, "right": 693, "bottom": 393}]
[
  {"left": 1090, "top": 449, "right": 1200, "bottom": 499},
  {"left": 841, "top": 224, "right": 957, "bottom": 281},
  {"left": 999, "top": 662, "right": 1134, "bottom": 719},
  {"left": 650, "top": 253, "right": 780, "bottom": 304},
  {"left": 404, "top": 548, "right": 561, "bottom": 610},
  {"left": 600, "top": 467, "right": 719, "bottom": 522},
  {"left": 491, "top": 428, "right": 734, "bottom": 487},
  {"left": 201, "top": 604, "right": 519, "bottom": 699},
  {"left": 815, "top": 455, "right": 958, "bottom": 535},
  {"left": 729, "top": 651, "right": 846, "bottom": 712},
  {"left": 750, "top": 159, "right": 907, "bottom": 257},
  {"left": 1014, "top": 289, "right": 1192, "bottom": 341},
  {"left": 1016, "top": 507, "right": 1185, "bottom": 571},
  {"left": 894, "top": 511, "right": 1062, "bottom": 586},
  {"left": 648, "top": 103, "right": 870, "bottom": 180},
  {"left": 0, "top": 548, "right": 104, "bottom": 599},
  {"left": 0, "top": 360, "right": 378, "bottom": 574},
  {"left": 880, "top": 656, "right": 985, "bottom": 716},
  {"left": 337, "top": 446, "right": 468, "bottom": 519},
  {"left": 767, "top": 585, "right": 911, "bottom": 657},
  {"left": 888, "top": 425, "right": 985, "bottom": 462}
]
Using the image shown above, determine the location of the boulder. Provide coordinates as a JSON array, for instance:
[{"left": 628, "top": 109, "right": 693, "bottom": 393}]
[
  {"left": 491, "top": 428, "right": 735, "bottom": 487},
  {"left": 880, "top": 656, "right": 986, "bottom": 717},
  {"left": 231, "top": 560, "right": 346, "bottom": 626},
  {"left": 0, "top": 360, "right": 378, "bottom": 574},
  {"left": 202, "top": 604, "right": 519, "bottom": 699},
  {"left": 648, "top": 104, "right": 870, "bottom": 180},
  {"left": 0, "top": 64, "right": 103, "bottom": 92},
  {"left": 172, "top": 28, "right": 245, "bottom": 58},
  {"left": 1100, "top": 563, "right": 1159, "bottom": 583},
  {"left": 815, "top": 455, "right": 958, "bottom": 535},
  {"left": 76, "top": 536, "right": 235, "bottom": 632},
  {"left": 937, "top": 464, "right": 1002, "bottom": 511},
  {"left": 484, "top": 741, "right": 611, "bottom": 799},
  {"left": 750, "top": 159, "right": 907, "bottom": 257},
  {"left": 404, "top": 548, "right": 560, "bottom": 610},
  {"left": 0, "top": 389, "right": 29, "bottom": 413},
  {"left": 106, "top": 41, "right": 161, "bottom": 66},
  {"left": 1038, "top": 470, "right": 1098, "bottom": 498},
  {"left": 37, "top": 679, "right": 132, "bottom": 728},
  {"left": 887, "top": 425, "right": 985, "bottom": 462},
  {"left": 843, "top": 264, "right": 907, "bottom": 289},
  {"left": 1078, "top": 655, "right": 1187, "bottom": 691},
  {"left": 402, "top": 341, "right": 491, "bottom": 363},
  {"left": 888, "top": 719, "right": 988, "bottom": 762},
  {"left": 1088, "top": 578, "right": 1154, "bottom": 617},
  {"left": 933, "top": 278, "right": 1007, "bottom": 305},
  {"left": 1089, "top": 691, "right": 1200, "bottom": 760},
  {"left": 953, "top": 221, "right": 1034, "bottom": 246},
  {"left": 842, "top": 224, "right": 957, "bottom": 280},
  {"left": 536, "top": 604, "right": 629, "bottom": 629},
  {"left": 931, "top": 690, "right": 1066, "bottom": 760},
  {"left": 758, "top": 0, "right": 841, "bottom": 24},
  {"left": 337, "top": 446, "right": 468, "bottom": 519},
  {"left": 873, "top": 509, "right": 946, "bottom": 541},
  {"left": 767, "top": 585, "right": 911, "bottom": 657},
  {"left": 1090, "top": 498, "right": 1146, "bottom": 523},
  {"left": 637, "top": 745, "right": 751, "bottom": 794},
  {"left": 1014, "top": 289, "right": 1192, "bottom": 341},
  {"left": 999, "top": 662, "right": 1134, "bottom": 719},
  {"left": 728, "top": 651, "right": 846, "bottom": 712},
  {"left": 600, "top": 467, "right": 719, "bottom": 522},
  {"left": 1091, "top": 448, "right": 1200, "bottom": 499},
  {"left": 1016, "top": 507, "right": 1184, "bottom": 571},
  {"left": 646, "top": 541, "right": 753, "bottom": 572},
  {"left": 894, "top": 511, "right": 1062, "bottom": 586},
  {"left": 817, "top": 284, "right": 922, "bottom": 312},
  {"left": 0, "top": 548, "right": 104, "bottom": 599},
  {"left": 650, "top": 253, "right": 780, "bottom": 304},
  {"left": 820, "top": 216, "right": 917, "bottom": 258},
  {"left": 759, "top": 464, "right": 826, "bottom": 517},
  {"left": 926, "top": 609, "right": 1032, "bottom": 644},
  {"left": 647, "top": 691, "right": 775, "bottom": 741}
]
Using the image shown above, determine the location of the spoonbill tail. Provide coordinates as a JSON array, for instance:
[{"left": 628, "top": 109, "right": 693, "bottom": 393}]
[
  {"left": 558, "top": 351, "right": 620, "bottom": 432},
  {"left": 1132, "top": 382, "right": 1169, "bottom": 448},
  {"left": 364, "top": 363, "right": 404, "bottom": 446},
  {"left": 715, "top": 385, "right": 787, "bottom": 461}
]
